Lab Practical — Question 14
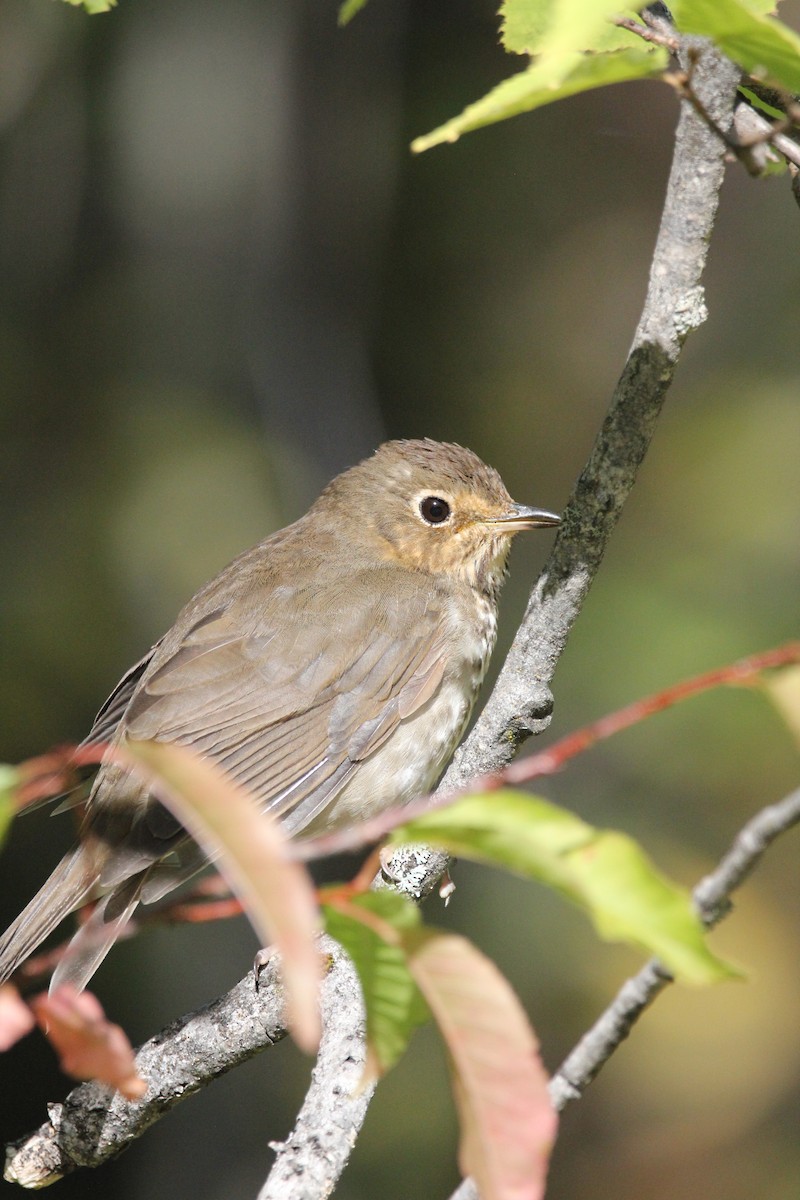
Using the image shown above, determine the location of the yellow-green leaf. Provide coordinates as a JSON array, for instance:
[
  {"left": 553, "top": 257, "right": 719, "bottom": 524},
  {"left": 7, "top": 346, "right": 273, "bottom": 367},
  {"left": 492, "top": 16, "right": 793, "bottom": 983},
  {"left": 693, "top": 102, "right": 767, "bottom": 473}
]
[
  {"left": 338, "top": 0, "right": 370, "bottom": 26},
  {"left": 0, "top": 765, "right": 19, "bottom": 850},
  {"left": 672, "top": 0, "right": 800, "bottom": 95},
  {"left": 761, "top": 664, "right": 800, "bottom": 748},
  {"left": 412, "top": 47, "right": 665, "bottom": 153},
  {"left": 62, "top": 0, "right": 117, "bottom": 12},
  {"left": 392, "top": 790, "right": 735, "bottom": 984}
]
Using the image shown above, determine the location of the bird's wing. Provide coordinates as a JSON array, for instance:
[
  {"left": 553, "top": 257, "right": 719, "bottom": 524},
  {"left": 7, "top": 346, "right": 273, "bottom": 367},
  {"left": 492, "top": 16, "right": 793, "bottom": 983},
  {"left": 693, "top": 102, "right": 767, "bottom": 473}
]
[
  {"left": 20, "top": 643, "right": 166, "bottom": 818},
  {"left": 92, "top": 569, "right": 449, "bottom": 870},
  {"left": 81, "top": 642, "right": 164, "bottom": 748}
]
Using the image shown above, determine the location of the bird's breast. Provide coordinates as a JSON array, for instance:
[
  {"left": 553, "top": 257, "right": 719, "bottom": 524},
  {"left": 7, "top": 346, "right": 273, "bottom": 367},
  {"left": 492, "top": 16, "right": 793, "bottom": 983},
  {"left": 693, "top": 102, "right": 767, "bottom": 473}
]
[{"left": 309, "top": 590, "right": 499, "bottom": 835}]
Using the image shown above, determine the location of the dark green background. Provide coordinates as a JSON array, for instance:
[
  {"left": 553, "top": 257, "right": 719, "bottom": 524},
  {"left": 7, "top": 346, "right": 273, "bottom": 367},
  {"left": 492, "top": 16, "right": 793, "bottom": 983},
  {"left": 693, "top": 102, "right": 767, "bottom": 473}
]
[{"left": 1, "top": 1, "right": 798, "bottom": 1198}]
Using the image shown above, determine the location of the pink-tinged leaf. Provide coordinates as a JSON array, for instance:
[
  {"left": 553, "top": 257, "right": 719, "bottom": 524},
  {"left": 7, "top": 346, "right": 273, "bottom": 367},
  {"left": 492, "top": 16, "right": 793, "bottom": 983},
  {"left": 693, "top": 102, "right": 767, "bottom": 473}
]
[
  {"left": 32, "top": 985, "right": 146, "bottom": 1100},
  {"left": 0, "top": 984, "right": 35, "bottom": 1050},
  {"left": 124, "top": 740, "right": 322, "bottom": 1053},
  {"left": 403, "top": 930, "right": 557, "bottom": 1200}
]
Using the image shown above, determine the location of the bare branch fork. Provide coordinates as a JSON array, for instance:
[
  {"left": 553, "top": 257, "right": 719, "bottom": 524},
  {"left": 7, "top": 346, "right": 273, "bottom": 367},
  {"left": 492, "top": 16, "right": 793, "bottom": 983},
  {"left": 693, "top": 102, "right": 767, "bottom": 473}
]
[{"left": 4, "top": 32, "right": 756, "bottom": 1200}]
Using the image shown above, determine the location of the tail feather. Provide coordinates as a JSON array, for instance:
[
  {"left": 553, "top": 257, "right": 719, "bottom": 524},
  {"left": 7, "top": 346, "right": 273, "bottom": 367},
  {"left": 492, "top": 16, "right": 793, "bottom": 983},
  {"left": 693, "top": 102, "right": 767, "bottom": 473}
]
[
  {"left": 0, "top": 847, "right": 102, "bottom": 986},
  {"left": 50, "top": 875, "right": 145, "bottom": 994}
]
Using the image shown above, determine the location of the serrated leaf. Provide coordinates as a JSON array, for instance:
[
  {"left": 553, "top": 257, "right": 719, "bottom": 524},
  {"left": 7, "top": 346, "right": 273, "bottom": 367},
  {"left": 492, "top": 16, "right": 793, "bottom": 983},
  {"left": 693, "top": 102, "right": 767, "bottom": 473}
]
[
  {"left": 0, "top": 765, "right": 19, "bottom": 849},
  {"left": 502, "top": 0, "right": 656, "bottom": 55},
  {"left": 323, "top": 892, "right": 429, "bottom": 1081},
  {"left": 403, "top": 929, "right": 557, "bottom": 1200},
  {"left": 392, "top": 790, "right": 734, "bottom": 984},
  {"left": 125, "top": 740, "right": 322, "bottom": 1053},
  {"left": 761, "top": 664, "right": 800, "bottom": 747},
  {"left": 501, "top": 0, "right": 554, "bottom": 55},
  {"left": 543, "top": 0, "right": 643, "bottom": 57},
  {"left": 672, "top": 0, "right": 800, "bottom": 95},
  {"left": 412, "top": 47, "right": 665, "bottom": 153}
]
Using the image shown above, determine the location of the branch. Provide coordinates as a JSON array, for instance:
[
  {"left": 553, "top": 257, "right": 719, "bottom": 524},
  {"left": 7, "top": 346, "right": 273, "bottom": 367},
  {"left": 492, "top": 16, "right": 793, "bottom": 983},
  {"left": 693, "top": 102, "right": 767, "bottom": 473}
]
[
  {"left": 257, "top": 946, "right": 374, "bottom": 1200},
  {"left": 377, "top": 33, "right": 742, "bottom": 904},
  {"left": 4, "top": 938, "right": 365, "bottom": 1188},
  {"left": 5, "top": 946, "right": 292, "bottom": 1186}
]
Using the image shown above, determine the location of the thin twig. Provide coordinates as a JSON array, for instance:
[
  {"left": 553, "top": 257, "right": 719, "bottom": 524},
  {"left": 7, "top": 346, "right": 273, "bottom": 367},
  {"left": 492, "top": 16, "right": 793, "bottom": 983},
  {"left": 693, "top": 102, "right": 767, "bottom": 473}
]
[{"left": 612, "top": 14, "right": 679, "bottom": 52}]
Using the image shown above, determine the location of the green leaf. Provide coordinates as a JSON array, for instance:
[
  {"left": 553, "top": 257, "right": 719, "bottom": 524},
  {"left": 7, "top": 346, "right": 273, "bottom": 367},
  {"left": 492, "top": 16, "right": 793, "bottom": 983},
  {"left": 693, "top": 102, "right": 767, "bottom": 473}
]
[
  {"left": 672, "top": 0, "right": 800, "bottom": 95},
  {"left": 738, "top": 85, "right": 788, "bottom": 122},
  {"left": 62, "top": 0, "right": 117, "bottom": 12},
  {"left": 323, "top": 892, "right": 430, "bottom": 1080},
  {"left": 338, "top": 0, "right": 370, "bottom": 26},
  {"left": 402, "top": 928, "right": 556, "bottom": 1200},
  {"left": 412, "top": 47, "right": 665, "bottom": 153},
  {"left": 502, "top": 0, "right": 649, "bottom": 57},
  {"left": 0, "top": 765, "right": 19, "bottom": 850},
  {"left": 392, "top": 790, "right": 735, "bottom": 984},
  {"left": 501, "top": 0, "right": 554, "bottom": 55}
]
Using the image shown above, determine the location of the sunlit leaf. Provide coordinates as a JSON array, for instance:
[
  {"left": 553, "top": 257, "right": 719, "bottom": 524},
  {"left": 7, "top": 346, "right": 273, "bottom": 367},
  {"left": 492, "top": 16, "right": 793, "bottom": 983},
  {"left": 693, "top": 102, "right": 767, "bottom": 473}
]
[
  {"left": 323, "top": 891, "right": 429, "bottom": 1081},
  {"left": 412, "top": 48, "right": 665, "bottom": 153},
  {"left": 32, "top": 985, "right": 145, "bottom": 1099},
  {"left": 761, "top": 664, "right": 800, "bottom": 748},
  {"left": 0, "top": 766, "right": 18, "bottom": 849},
  {"left": 502, "top": 0, "right": 649, "bottom": 56},
  {"left": 501, "top": 0, "right": 554, "bottom": 54},
  {"left": 125, "top": 740, "right": 322, "bottom": 1053},
  {"left": 0, "top": 984, "right": 35, "bottom": 1051},
  {"left": 672, "top": 0, "right": 800, "bottom": 95},
  {"left": 403, "top": 929, "right": 557, "bottom": 1200},
  {"left": 338, "top": 0, "right": 370, "bottom": 25},
  {"left": 392, "top": 790, "right": 735, "bottom": 984},
  {"left": 62, "top": 0, "right": 117, "bottom": 11}
]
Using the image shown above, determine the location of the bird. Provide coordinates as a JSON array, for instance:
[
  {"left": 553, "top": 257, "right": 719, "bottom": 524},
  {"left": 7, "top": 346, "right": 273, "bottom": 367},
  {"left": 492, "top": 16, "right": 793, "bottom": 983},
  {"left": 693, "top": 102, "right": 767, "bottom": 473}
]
[{"left": 0, "top": 439, "right": 560, "bottom": 993}]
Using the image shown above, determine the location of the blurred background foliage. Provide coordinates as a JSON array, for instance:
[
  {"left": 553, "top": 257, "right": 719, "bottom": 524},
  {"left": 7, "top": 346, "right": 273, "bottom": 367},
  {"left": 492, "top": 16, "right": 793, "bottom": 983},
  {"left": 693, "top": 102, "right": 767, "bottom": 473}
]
[{"left": 0, "top": 0, "right": 798, "bottom": 1197}]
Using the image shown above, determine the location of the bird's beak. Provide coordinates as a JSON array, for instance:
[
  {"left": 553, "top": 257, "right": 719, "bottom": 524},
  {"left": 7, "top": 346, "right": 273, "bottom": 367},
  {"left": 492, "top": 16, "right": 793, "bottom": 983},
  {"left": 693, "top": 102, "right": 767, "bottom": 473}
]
[{"left": 485, "top": 503, "right": 562, "bottom": 532}]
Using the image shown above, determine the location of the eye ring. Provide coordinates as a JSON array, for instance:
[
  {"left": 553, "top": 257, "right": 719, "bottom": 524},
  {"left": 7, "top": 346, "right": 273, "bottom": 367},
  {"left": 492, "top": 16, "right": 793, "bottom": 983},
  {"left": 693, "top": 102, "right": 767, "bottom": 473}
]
[{"left": 419, "top": 496, "right": 451, "bottom": 525}]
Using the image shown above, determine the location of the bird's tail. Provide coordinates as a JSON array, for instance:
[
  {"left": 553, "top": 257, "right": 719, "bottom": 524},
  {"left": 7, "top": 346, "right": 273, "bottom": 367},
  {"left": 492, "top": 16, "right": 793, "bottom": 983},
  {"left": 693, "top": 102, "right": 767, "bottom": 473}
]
[{"left": 0, "top": 844, "right": 104, "bottom": 987}]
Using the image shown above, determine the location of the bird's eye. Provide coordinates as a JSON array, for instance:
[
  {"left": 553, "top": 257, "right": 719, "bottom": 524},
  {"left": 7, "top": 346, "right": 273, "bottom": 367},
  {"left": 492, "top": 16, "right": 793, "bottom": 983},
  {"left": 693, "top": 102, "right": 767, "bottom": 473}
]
[{"left": 419, "top": 496, "right": 451, "bottom": 525}]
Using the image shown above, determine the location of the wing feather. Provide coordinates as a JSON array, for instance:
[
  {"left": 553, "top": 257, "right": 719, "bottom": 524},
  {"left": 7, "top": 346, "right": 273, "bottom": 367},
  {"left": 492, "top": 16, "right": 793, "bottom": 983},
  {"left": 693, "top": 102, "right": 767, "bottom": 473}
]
[{"left": 89, "top": 567, "right": 450, "bottom": 872}]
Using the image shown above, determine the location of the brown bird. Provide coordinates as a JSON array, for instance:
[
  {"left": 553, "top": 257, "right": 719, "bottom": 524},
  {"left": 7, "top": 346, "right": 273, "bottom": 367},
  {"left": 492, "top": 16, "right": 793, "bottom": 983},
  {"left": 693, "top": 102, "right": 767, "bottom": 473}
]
[{"left": 0, "top": 439, "right": 559, "bottom": 992}]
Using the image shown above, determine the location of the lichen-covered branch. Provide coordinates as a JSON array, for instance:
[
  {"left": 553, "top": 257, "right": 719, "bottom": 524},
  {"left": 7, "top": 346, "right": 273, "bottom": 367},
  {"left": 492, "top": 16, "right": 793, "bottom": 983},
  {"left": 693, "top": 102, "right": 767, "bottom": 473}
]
[
  {"left": 4, "top": 938, "right": 369, "bottom": 1190},
  {"left": 381, "top": 35, "right": 741, "bottom": 906},
  {"left": 5, "top": 946, "right": 292, "bottom": 1187},
  {"left": 257, "top": 947, "right": 373, "bottom": 1200}
]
